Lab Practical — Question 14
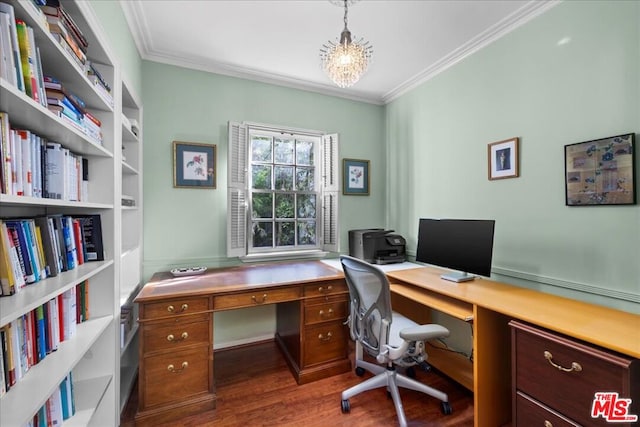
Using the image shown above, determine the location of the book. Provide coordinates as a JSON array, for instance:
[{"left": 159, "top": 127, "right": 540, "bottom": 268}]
[
  {"left": 72, "top": 218, "right": 83, "bottom": 264},
  {"left": 3, "top": 323, "right": 15, "bottom": 387},
  {"left": 2, "top": 222, "right": 26, "bottom": 289},
  {"left": 0, "top": 11, "right": 17, "bottom": 88},
  {"left": 15, "top": 20, "right": 38, "bottom": 101},
  {"left": 0, "top": 112, "right": 11, "bottom": 195},
  {"left": 44, "top": 142, "right": 65, "bottom": 200},
  {"left": 0, "top": 221, "right": 23, "bottom": 295},
  {"left": 17, "top": 129, "right": 33, "bottom": 197},
  {"left": 0, "top": 325, "right": 5, "bottom": 397},
  {"left": 72, "top": 214, "right": 103, "bottom": 261},
  {"left": 34, "top": 304, "right": 46, "bottom": 362},
  {"left": 0, "top": 327, "right": 10, "bottom": 391},
  {"left": 61, "top": 216, "right": 76, "bottom": 269},
  {"left": 34, "top": 216, "right": 60, "bottom": 276},
  {"left": 0, "top": 3, "right": 25, "bottom": 92},
  {"left": 4, "top": 220, "right": 36, "bottom": 284}
]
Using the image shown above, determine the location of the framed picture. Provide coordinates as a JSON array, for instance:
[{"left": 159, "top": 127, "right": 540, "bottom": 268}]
[
  {"left": 564, "top": 133, "right": 636, "bottom": 206},
  {"left": 343, "top": 158, "right": 370, "bottom": 195},
  {"left": 488, "top": 137, "right": 519, "bottom": 180},
  {"left": 173, "top": 141, "right": 217, "bottom": 189}
]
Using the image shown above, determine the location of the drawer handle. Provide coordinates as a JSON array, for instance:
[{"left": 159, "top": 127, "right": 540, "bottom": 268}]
[
  {"left": 318, "top": 285, "right": 333, "bottom": 293},
  {"left": 543, "top": 351, "right": 582, "bottom": 373},
  {"left": 252, "top": 294, "right": 268, "bottom": 304},
  {"left": 318, "top": 332, "right": 333, "bottom": 342},
  {"left": 167, "top": 332, "right": 189, "bottom": 342},
  {"left": 544, "top": 421, "right": 553, "bottom": 427},
  {"left": 167, "top": 303, "right": 189, "bottom": 313},
  {"left": 167, "top": 361, "right": 189, "bottom": 373},
  {"left": 319, "top": 308, "right": 334, "bottom": 318}
]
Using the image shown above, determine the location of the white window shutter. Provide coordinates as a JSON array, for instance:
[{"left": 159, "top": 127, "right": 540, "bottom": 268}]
[
  {"left": 227, "top": 122, "right": 248, "bottom": 257},
  {"left": 322, "top": 133, "right": 339, "bottom": 253}
]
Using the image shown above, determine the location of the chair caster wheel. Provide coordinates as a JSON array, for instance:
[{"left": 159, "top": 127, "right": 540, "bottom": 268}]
[
  {"left": 355, "top": 367, "right": 366, "bottom": 376},
  {"left": 405, "top": 367, "right": 416, "bottom": 378},
  {"left": 341, "top": 399, "right": 351, "bottom": 413},
  {"left": 441, "top": 401, "right": 452, "bottom": 415}
]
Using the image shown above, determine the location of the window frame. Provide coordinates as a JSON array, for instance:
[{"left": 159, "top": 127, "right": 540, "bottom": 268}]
[{"left": 227, "top": 121, "right": 339, "bottom": 261}]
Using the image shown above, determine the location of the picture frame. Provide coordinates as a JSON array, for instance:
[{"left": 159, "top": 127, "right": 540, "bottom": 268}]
[
  {"left": 488, "top": 137, "right": 519, "bottom": 180},
  {"left": 343, "top": 158, "right": 370, "bottom": 195},
  {"left": 564, "top": 133, "right": 636, "bottom": 206},
  {"left": 173, "top": 141, "right": 217, "bottom": 189}
]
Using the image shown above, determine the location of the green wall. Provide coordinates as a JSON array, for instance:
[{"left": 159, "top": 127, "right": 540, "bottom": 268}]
[{"left": 386, "top": 0, "right": 639, "bottom": 313}]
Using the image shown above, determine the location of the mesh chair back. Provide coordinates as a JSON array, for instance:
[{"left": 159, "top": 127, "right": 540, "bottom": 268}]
[{"left": 340, "top": 256, "right": 393, "bottom": 359}]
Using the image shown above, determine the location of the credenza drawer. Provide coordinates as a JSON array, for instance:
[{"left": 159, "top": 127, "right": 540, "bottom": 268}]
[
  {"left": 143, "top": 320, "right": 210, "bottom": 353},
  {"left": 304, "top": 297, "right": 347, "bottom": 325},
  {"left": 303, "top": 321, "right": 348, "bottom": 367},
  {"left": 516, "top": 392, "right": 580, "bottom": 427},
  {"left": 303, "top": 280, "right": 347, "bottom": 298},
  {"left": 511, "top": 321, "right": 639, "bottom": 426},
  {"left": 143, "top": 346, "right": 211, "bottom": 408},
  {"left": 142, "top": 297, "right": 210, "bottom": 320},
  {"left": 214, "top": 286, "right": 300, "bottom": 310}
]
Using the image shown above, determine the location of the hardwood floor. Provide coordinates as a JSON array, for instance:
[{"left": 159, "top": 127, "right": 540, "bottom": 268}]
[{"left": 120, "top": 340, "right": 474, "bottom": 426}]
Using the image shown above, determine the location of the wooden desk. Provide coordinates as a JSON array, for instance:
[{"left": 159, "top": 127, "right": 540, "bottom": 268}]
[
  {"left": 134, "top": 261, "right": 351, "bottom": 426},
  {"left": 387, "top": 266, "right": 640, "bottom": 427}
]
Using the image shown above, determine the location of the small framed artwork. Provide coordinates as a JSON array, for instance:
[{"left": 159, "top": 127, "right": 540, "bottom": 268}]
[
  {"left": 488, "top": 137, "right": 519, "bottom": 180},
  {"left": 173, "top": 141, "right": 217, "bottom": 189},
  {"left": 343, "top": 158, "right": 370, "bottom": 195},
  {"left": 564, "top": 133, "right": 635, "bottom": 206}
]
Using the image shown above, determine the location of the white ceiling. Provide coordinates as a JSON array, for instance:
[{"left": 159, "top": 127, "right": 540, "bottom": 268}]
[{"left": 120, "top": 0, "right": 557, "bottom": 105}]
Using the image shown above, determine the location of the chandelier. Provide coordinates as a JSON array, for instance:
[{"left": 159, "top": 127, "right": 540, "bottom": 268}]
[{"left": 319, "top": 0, "right": 373, "bottom": 88}]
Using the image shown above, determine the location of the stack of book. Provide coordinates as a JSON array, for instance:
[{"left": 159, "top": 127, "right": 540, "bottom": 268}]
[
  {"left": 39, "top": 0, "right": 88, "bottom": 74},
  {"left": 0, "top": 215, "right": 103, "bottom": 297},
  {"left": 0, "top": 283, "right": 88, "bottom": 397},
  {"left": 26, "top": 372, "right": 76, "bottom": 426},
  {"left": 87, "top": 62, "right": 113, "bottom": 108},
  {"left": 0, "top": 111, "right": 90, "bottom": 200},
  {"left": 43, "top": 76, "right": 103, "bottom": 145}
]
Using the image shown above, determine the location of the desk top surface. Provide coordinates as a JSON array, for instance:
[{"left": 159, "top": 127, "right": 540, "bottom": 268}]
[
  {"left": 135, "top": 260, "right": 343, "bottom": 302},
  {"left": 387, "top": 267, "right": 640, "bottom": 358}
]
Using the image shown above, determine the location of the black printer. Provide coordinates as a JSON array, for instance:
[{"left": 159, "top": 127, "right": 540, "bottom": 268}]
[{"left": 348, "top": 229, "right": 407, "bottom": 265}]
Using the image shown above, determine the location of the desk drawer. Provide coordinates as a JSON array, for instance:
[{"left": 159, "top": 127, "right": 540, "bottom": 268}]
[
  {"left": 515, "top": 392, "right": 579, "bottom": 427},
  {"left": 303, "top": 280, "right": 347, "bottom": 298},
  {"left": 303, "top": 321, "right": 348, "bottom": 367},
  {"left": 511, "top": 321, "right": 639, "bottom": 426},
  {"left": 142, "top": 297, "right": 210, "bottom": 320},
  {"left": 143, "top": 346, "right": 211, "bottom": 408},
  {"left": 143, "top": 319, "right": 211, "bottom": 353},
  {"left": 214, "top": 286, "right": 301, "bottom": 310},
  {"left": 304, "top": 297, "right": 347, "bottom": 325}
]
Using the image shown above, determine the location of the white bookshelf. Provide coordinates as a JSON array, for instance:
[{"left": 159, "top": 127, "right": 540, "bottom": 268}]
[
  {"left": 118, "top": 77, "right": 143, "bottom": 414},
  {"left": 0, "top": 0, "right": 140, "bottom": 424}
]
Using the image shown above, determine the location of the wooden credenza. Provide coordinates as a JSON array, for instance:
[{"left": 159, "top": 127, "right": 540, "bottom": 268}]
[{"left": 134, "top": 261, "right": 351, "bottom": 426}]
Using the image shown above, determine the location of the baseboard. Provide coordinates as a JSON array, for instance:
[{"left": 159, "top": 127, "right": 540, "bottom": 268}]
[{"left": 212, "top": 334, "right": 275, "bottom": 351}]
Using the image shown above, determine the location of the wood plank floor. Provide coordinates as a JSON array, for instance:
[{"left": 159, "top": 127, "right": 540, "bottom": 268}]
[{"left": 121, "top": 340, "right": 474, "bottom": 426}]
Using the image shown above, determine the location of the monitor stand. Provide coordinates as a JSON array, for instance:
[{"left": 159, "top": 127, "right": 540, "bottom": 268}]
[{"left": 440, "top": 271, "right": 475, "bottom": 283}]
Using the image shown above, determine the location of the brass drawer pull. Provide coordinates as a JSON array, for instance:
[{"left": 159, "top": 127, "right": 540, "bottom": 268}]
[
  {"left": 319, "top": 308, "right": 334, "bottom": 318},
  {"left": 252, "top": 294, "right": 268, "bottom": 304},
  {"left": 543, "top": 351, "right": 582, "bottom": 372},
  {"left": 544, "top": 421, "right": 553, "bottom": 427},
  {"left": 167, "top": 332, "right": 189, "bottom": 342},
  {"left": 167, "top": 361, "right": 189, "bottom": 373},
  {"left": 318, "top": 285, "right": 333, "bottom": 293},
  {"left": 167, "top": 303, "right": 189, "bottom": 313},
  {"left": 318, "top": 332, "right": 333, "bottom": 341}
]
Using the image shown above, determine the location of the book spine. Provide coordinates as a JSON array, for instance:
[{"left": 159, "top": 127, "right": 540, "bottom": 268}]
[{"left": 15, "top": 20, "right": 37, "bottom": 101}]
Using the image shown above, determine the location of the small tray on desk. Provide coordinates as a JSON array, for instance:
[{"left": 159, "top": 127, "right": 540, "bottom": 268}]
[{"left": 170, "top": 267, "right": 207, "bottom": 277}]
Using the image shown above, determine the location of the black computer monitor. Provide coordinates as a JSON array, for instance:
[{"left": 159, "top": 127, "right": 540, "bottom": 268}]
[{"left": 415, "top": 218, "right": 495, "bottom": 282}]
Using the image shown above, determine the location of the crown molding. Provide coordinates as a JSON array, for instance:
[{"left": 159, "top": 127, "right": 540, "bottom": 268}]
[
  {"left": 382, "top": 0, "right": 561, "bottom": 104},
  {"left": 120, "top": 0, "right": 560, "bottom": 106}
]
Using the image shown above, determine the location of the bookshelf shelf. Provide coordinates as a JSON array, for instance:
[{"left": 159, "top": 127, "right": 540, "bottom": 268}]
[
  {"left": 0, "top": 0, "right": 135, "bottom": 424},
  {"left": 65, "top": 375, "right": 112, "bottom": 427},
  {"left": 0, "top": 316, "right": 113, "bottom": 426}
]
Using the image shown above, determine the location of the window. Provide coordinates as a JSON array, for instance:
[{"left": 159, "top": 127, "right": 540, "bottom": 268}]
[{"left": 227, "top": 122, "right": 339, "bottom": 259}]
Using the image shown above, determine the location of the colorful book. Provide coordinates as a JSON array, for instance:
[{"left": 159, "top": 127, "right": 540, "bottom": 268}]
[{"left": 15, "top": 20, "right": 38, "bottom": 101}]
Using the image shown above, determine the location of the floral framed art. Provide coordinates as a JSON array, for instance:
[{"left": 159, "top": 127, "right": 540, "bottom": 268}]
[
  {"left": 173, "top": 141, "right": 217, "bottom": 189},
  {"left": 343, "top": 158, "right": 370, "bottom": 195},
  {"left": 564, "top": 133, "right": 636, "bottom": 206},
  {"left": 488, "top": 137, "right": 519, "bottom": 180}
]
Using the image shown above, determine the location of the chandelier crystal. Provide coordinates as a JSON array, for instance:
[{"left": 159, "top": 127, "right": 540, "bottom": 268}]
[{"left": 319, "top": 0, "right": 373, "bottom": 88}]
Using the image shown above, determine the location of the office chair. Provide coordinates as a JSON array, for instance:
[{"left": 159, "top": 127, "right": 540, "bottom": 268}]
[{"left": 339, "top": 255, "right": 452, "bottom": 427}]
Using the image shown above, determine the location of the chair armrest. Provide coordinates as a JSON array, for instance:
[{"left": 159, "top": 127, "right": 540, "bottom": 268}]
[{"left": 400, "top": 324, "right": 449, "bottom": 342}]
